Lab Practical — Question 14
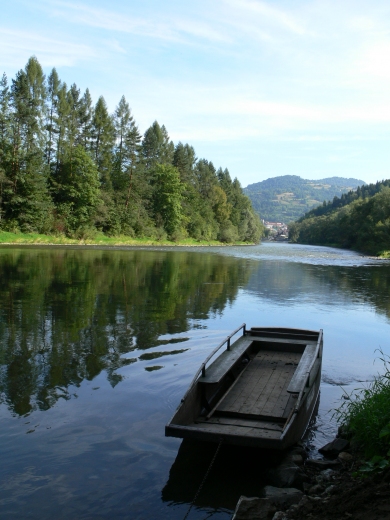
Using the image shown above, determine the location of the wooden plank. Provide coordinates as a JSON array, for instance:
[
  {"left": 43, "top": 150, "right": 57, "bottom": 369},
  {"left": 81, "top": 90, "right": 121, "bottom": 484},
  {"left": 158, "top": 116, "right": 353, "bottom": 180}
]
[
  {"left": 281, "top": 393, "right": 297, "bottom": 419},
  {"left": 188, "top": 420, "right": 281, "bottom": 440},
  {"left": 196, "top": 416, "right": 283, "bottom": 432},
  {"left": 249, "top": 328, "right": 319, "bottom": 341},
  {"left": 216, "top": 349, "right": 301, "bottom": 419},
  {"left": 243, "top": 351, "right": 298, "bottom": 416},
  {"left": 248, "top": 336, "right": 318, "bottom": 346},
  {"left": 250, "top": 358, "right": 291, "bottom": 416},
  {"left": 287, "top": 344, "right": 317, "bottom": 393},
  {"left": 198, "top": 336, "right": 252, "bottom": 384},
  {"left": 216, "top": 352, "right": 276, "bottom": 412}
]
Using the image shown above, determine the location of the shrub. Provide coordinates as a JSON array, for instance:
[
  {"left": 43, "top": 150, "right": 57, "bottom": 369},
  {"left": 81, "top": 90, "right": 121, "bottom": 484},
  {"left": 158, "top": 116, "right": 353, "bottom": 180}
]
[{"left": 334, "top": 349, "right": 390, "bottom": 458}]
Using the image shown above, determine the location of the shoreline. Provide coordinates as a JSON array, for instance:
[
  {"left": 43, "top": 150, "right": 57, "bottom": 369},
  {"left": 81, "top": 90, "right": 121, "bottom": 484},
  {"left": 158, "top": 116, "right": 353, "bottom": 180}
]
[
  {"left": 0, "top": 231, "right": 256, "bottom": 248},
  {"left": 233, "top": 438, "right": 390, "bottom": 520}
]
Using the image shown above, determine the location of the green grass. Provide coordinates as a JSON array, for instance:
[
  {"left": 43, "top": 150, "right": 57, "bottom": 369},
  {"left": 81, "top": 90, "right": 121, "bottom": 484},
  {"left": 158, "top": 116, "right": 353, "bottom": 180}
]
[
  {"left": 0, "top": 230, "right": 250, "bottom": 247},
  {"left": 334, "top": 349, "right": 390, "bottom": 459}
]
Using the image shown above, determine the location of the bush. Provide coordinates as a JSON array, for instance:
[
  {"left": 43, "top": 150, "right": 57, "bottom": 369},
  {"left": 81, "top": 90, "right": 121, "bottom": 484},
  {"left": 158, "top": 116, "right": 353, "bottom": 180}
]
[{"left": 334, "top": 349, "right": 390, "bottom": 458}]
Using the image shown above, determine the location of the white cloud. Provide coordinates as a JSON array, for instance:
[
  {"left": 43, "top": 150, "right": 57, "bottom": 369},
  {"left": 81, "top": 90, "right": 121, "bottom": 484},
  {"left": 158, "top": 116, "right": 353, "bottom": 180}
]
[
  {"left": 0, "top": 28, "right": 95, "bottom": 68},
  {"left": 222, "top": 0, "right": 308, "bottom": 35},
  {"left": 45, "top": 0, "right": 229, "bottom": 44}
]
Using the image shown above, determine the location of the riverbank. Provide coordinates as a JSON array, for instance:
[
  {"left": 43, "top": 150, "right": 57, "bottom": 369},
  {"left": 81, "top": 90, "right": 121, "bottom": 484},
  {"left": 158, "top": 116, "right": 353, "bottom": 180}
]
[
  {"left": 0, "top": 230, "right": 251, "bottom": 247},
  {"left": 233, "top": 440, "right": 390, "bottom": 520}
]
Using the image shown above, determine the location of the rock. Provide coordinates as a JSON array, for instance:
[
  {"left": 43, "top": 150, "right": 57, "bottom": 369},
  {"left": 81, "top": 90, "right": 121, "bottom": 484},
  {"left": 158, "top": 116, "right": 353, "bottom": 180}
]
[
  {"left": 291, "top": 454, "right": 303, "bottom": 465},
  {"left": 318, "top": 438, "right": 349, "bottom": 458},
  {"left": 232, "top": 496, "right": 277, "bottom": 520},
  {"left": 307, "top": 495, "right": 322, "bottom": 502},
  {"left": 289, "top": 446, "right": 308, "bottom": 461},
  {"left": 305, "top": 458, "right": 341, "bottom": 469},
  {"left": 262, "top": 486, "right": 304, "bottom": 508},
  {"left": 272, "top": 512, "right": 287, "bottom": 520},
  {"left": 337, "top": 424, "right": 349, "bottom": 438},
  {"left": 323, "top": 485, "right": 336, "bottom": 495},
  {"left": 338, "top": 451, "right": 353, "bottom": 462},
  {"left": 267, "top": 461, "right": 308, "bottom": 489},
  {"left": 308, "top": 484, "right": 324, "bottom": 496},
  {"left": 298, "top": 495, "right": 311, "bottom": 508},
  {"left": 316, "top": 469, "right": 335, "bottom": 485}
]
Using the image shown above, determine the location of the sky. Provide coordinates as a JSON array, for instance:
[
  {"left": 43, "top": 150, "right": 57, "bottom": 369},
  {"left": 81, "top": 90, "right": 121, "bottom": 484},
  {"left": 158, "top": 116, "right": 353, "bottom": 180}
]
[{"left": 2, "top": 0, "right": 390, "bottom": 187}]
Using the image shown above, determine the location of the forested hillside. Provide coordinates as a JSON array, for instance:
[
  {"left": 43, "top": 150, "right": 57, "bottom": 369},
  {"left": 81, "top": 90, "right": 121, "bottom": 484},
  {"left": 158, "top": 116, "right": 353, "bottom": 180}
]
[
  {"left": 289, "top": 181, "right": 390, "bottom": 256},
  {"left": 244, "top": 175, "right": 364, "bottom": 222},
  {"left": 0, "top": 57, "right": 263, "bottom": 243}
]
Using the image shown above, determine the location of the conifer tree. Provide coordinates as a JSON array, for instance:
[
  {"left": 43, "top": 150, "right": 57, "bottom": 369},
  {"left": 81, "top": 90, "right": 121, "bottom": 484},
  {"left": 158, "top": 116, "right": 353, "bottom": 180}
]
[
  {"left": 92, "top": 96, "right": 115, "bottom": 190},
  {"left": 46, "top": 68, "right": 61, "bottom": 166},
  {"left": 5, "top": 58, "right": 52, "bottom": 231},
  {"left": 142, "top": 121, "right": 174, "bottom": 169},
  {"left": 0, "top": 73, "right": 11, "bottom": 224},
  {"left": 78, "top": 88, "right": 94, "bottom": 150}
]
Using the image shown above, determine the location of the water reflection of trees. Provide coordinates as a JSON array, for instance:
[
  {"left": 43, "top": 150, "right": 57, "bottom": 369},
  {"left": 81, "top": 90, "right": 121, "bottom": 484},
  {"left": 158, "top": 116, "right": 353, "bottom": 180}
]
[
  {"left": 0, "top": 248, "right": 253, "bottom": 415},
  {"left": 246, "top": 261, "right": 390, "bottom": 320}
]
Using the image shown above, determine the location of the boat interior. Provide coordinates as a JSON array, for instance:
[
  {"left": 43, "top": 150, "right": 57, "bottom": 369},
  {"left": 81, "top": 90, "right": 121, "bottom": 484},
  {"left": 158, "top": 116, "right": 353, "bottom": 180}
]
[{"left": 167, "top": 327, "right": 322, "bottom": 445}]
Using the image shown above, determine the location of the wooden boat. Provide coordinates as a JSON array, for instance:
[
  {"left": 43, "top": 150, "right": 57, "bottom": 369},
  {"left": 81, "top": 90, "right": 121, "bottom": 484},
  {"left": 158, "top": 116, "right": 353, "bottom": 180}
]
[{"left": 165, "top": 325, "right": 323, "bottom": 450}]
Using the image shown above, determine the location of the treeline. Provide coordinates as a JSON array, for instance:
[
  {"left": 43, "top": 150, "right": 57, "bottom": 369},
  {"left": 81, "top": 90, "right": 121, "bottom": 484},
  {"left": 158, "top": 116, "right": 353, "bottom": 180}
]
[
  {"left": 302, "top": 179, "right": 390, "bottom": 220},
  {"left": 0, "top": 57, "right": 263, "bottom": 242},
  {"left": 289, "top": 184, "right": 390, "bottom": 255}
]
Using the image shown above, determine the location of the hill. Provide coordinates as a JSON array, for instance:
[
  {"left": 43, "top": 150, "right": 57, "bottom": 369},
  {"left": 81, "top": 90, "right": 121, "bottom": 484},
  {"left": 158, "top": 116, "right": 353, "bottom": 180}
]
[
  {"left": 244, "top": 175, "right": 365, "bottom": 222},
  {"left": 289, "top": 180, "right": 390, "bottom": 256}
]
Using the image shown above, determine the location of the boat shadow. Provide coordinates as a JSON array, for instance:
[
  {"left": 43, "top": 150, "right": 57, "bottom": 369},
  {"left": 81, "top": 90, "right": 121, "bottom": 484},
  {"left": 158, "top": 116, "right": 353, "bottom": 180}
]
[
  {"left": 162, "top": 394, "right": 321, "bottom": 511},
  {"left": 161, "top": 439, "right": 286, "bottom": 511}
]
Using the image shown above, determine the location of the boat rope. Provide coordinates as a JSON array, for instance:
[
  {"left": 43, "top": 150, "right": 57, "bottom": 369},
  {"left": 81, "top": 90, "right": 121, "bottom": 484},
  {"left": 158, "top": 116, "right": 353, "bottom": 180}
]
[{"left": 182, "top": 438, "right": 224, "bottom": 520}]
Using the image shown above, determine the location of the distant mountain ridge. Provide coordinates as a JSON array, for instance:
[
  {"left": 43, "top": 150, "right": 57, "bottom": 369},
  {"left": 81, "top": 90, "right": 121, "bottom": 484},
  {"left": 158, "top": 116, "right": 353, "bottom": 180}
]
[{"left": 244, "top": 175, "right": 366, "bottom": 222}]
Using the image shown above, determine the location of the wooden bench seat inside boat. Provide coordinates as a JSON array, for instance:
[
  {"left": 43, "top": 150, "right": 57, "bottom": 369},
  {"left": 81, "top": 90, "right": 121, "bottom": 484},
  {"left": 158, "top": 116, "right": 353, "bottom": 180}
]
[{"left": 198, "top": 336, "right": 253, "bottom": 384}]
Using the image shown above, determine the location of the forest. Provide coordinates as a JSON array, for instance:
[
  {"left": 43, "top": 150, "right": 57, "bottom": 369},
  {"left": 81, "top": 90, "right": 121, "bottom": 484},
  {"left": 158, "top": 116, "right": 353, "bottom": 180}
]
[
  {"left": 0, "top": 57, "right": 263, "bottom": 243},
  {"left": 289, "top": 181, "right": 390, "bottom": 256}
]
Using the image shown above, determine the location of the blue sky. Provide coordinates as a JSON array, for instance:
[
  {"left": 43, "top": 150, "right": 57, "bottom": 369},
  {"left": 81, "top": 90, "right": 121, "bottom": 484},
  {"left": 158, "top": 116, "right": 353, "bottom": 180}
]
[{"left": 2, "top": 0, "right": 390, "bottom": 187}]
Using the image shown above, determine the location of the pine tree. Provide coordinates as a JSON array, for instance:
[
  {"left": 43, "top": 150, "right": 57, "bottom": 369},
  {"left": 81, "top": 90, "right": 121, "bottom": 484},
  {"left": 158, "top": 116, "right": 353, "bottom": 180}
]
[
  {"left": 92, "top": 96, "right": 115, "bottom": 190},
  {"left": 152, "top": 163, "right": 184, "bottom": 236},
  {"left": 142, "top": 121, "right": 174, "bottom": 169},
  {"left": 45, "top": 68, "right": 61, "bottom": 167},
  {"left": 4, "top": 58, "right": 52, "bottom": 231},
  {"left": 78, "top": 88, "right": 94, "bottom": 151},
  {"left": 0, "top": 73, "right": 11, "bottom": 225}
]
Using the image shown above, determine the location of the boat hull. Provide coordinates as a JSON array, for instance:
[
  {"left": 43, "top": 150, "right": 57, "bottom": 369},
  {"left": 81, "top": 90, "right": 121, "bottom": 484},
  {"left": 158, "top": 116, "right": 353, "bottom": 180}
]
[{"left": 166, "top": 327, "right": 323, "bottom": 450}]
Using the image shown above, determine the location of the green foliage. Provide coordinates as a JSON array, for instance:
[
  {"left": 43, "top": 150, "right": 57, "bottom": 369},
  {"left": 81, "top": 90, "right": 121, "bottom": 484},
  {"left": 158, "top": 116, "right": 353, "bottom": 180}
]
[
  {"left": 0, "top": 56, "right": 263, "bottom": 243},
  {"left": 334, "top": 350, "right": 390, "bottom": 459},
  {"left": 290, "top": 186, "right": 390, "bottom": 255},
  {"left": 52, "top": 145, "right": 101, "bottom": 233},
  {"left": 152, "top": 163, "right": 184, "bottom": 236},
  {"left": 0, "top": 248, "right": 255, "bottom": 413}
]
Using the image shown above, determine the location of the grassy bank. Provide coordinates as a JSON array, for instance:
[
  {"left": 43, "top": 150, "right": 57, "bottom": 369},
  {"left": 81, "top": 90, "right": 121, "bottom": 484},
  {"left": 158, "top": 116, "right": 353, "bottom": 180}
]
[
  {"left": 335, "top": 350, "right": 390, "bottom": 469},
  {"left": 0, "top": 230, "right": 251, "bottom": 247}
]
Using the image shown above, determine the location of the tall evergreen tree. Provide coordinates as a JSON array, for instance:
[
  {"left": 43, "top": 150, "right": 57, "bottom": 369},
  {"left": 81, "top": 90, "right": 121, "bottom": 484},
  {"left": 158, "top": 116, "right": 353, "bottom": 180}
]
[
  {"left": 4, "top": 58, "right": 52, "bottom": 231},
  {"left": 0, "top": 73, "right": 11, "bottom": 224},
  {"left": 78, "top": 88, "right": 94, "bottom": 150},
  {"left": 142, "top": 121, "right": 174, "bottom": 169},
  {"left": 92, "top": 96, "right": 115, "bottom": 190},
  {"left": 45, "top": 68, "right": 61, "bottom": 167}
]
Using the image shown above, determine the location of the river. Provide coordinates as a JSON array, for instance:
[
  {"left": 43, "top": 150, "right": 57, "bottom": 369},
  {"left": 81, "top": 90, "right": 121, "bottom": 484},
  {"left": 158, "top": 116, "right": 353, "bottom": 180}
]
[{"left": 0, "top": 242, "right": 389, "bottom": 519}]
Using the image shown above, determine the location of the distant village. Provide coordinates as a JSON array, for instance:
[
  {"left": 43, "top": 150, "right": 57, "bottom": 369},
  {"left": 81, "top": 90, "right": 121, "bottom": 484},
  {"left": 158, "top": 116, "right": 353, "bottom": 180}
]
[{"left": 262, "top": 220, "right": 289, "bottom": 241}]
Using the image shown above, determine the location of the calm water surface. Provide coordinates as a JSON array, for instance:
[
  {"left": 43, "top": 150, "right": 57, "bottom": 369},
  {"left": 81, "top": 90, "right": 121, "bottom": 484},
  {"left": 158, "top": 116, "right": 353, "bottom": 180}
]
[{"left": 1, "top": 243, "right": 390, "bottom": 519}]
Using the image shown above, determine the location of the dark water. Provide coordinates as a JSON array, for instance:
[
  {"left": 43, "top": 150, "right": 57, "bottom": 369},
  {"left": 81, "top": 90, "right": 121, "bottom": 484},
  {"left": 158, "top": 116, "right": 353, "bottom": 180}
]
[{"left": 1, "top": 243, "right": 389, "bottom": 519}]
